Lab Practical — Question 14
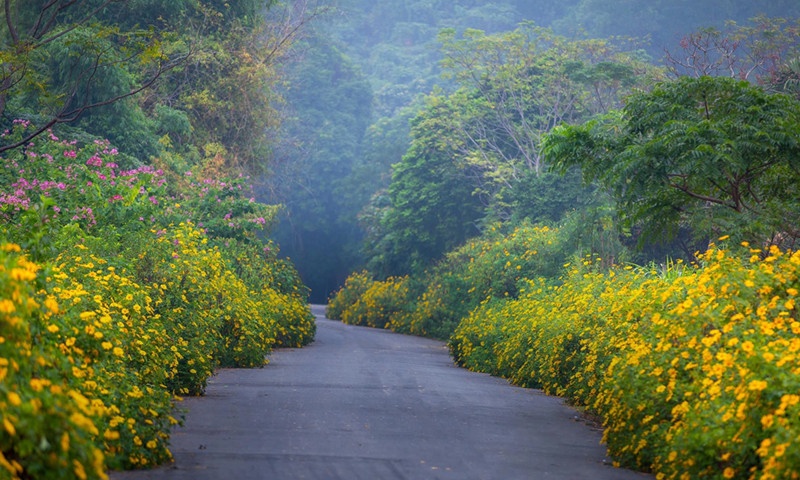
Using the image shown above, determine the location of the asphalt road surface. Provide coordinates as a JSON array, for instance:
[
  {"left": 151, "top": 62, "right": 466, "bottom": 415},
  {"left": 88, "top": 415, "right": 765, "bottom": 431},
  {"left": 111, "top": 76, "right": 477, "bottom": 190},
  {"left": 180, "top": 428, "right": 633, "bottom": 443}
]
[{"left": 112, "top": 305, "right": 650, "bottom": 480}]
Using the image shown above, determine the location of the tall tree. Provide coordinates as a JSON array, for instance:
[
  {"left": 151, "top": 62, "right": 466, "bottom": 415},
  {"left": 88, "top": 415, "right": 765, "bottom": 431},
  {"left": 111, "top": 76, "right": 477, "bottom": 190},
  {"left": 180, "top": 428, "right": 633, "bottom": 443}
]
[
  {"left": 543, "top": 76, "right": 800, "bottom": 251},
  {"left": 0, "top": 0, "right": 179, "bottom": 155},
  {"left": 435, "top": 24, "right": 661, "bottom": 219},
  {"left": 145, "top": 0, "right": 322, "bottom": 173},
  {"left": 364, "top": 94, "right": 484, "bottom": 277},
  {"left": 663, "top": 15, "right": 800, "bottom": 87}
]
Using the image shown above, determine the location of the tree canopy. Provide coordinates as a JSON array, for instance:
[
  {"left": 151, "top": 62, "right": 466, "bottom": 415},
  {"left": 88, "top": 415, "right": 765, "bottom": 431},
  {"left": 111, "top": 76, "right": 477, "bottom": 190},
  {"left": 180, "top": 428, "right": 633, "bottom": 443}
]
[
  {"left": 0, "top": 0, "right": 180, "bottom": 156},
  {"left": 543, "top": 76, "right": 800, "bottom": 250}
]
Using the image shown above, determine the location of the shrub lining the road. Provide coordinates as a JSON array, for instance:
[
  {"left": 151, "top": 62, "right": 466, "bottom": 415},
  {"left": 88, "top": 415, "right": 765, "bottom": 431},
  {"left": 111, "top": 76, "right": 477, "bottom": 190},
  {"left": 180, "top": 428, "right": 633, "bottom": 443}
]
[
  {"left": 452, "top": 244, "right": 800, "bottom": 478},
  {"left": 1, "top": 125, "right": 314, "bottom": 478},
  {"left": 330, "top": 233, "right": 800, "bottom": 478}
]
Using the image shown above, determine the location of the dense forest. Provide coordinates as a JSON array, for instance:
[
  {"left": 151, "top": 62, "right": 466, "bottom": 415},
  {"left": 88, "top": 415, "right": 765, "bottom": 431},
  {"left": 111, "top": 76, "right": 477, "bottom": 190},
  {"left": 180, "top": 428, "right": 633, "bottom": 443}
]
[{"left": 266, "top": 0, "right": 800, "bottom": 301}]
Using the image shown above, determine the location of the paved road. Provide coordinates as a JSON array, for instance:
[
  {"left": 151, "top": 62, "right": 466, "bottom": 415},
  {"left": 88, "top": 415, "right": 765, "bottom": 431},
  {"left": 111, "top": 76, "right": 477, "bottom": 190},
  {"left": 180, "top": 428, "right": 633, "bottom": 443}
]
[{"left": 112, "top": 305, "right": 650, "bottom": 480}]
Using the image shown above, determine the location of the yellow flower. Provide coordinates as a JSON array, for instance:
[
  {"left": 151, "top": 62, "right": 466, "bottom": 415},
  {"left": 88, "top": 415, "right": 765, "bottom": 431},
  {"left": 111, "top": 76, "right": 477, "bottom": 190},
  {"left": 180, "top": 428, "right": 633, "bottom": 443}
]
[
  {"left": 7, "top": 392, "right": 21, "bottom": 406},
  {"left": 73, "top": 460, "right": 87, "bottom": 480},
  {"left": 723, "top": 467, "right": 735, "bottom": 479},
  {"left": 775, "top": 443, "right": 786, "bottom": 457},
  {"left": 748, "top": 379, "right": 768, "bottom": 391},
  {"left": 761, "top": 414, "right": 774, "bottom": 428},
  {"left": 3, "top": 418, "right": 15, "bottom": 436},
  {"left": 69, "top": 412, "right": 99, "bottom": 436},
  {"left": 44, "top": 297, "right": 59, "bottom": 313},
  {"left": 1, "top": 243, "right": 21, "bottom": 252},
  {"left": 0, "top": 299, "right": 14, "bottom": 314},
  {"left": 10, "top": 267, "right": 36, "bottom": 281},
  {"left": 757, "top": 439, "right": 772, "bottom": 456}
]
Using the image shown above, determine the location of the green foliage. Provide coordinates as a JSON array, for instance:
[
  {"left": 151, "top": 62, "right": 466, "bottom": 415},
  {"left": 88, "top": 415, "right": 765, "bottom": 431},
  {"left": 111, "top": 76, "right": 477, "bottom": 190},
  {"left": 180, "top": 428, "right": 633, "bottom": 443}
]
[
  {"left": 366, "top": 94, "right": 485, "bottom": 277},
  {"left": 268, "top": 35, "right": 374, "bottom": 302},
  {"left": 1, "top": 0, "right": 298, "bottom": 174},
  {"left": 544, "top": 76, "right": 800, "bottom": 250},
  {"left": 506, "top": 167, "right": 596, "bottom": 224},
  {"left": 0, "top": 1, "right": 182, "bottom": 158}
]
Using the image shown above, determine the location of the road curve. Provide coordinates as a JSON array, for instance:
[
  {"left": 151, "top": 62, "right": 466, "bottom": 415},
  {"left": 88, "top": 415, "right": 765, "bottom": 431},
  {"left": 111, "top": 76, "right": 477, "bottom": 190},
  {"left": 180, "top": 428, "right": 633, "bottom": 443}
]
[{"left": 112, "top": 305, "right": 650, "bottom": 480}]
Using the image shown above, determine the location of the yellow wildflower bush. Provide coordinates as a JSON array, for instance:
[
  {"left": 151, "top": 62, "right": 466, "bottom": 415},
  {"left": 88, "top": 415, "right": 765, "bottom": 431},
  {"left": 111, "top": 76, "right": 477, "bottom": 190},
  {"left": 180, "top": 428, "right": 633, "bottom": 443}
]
[
  {"left": 45, "top": 249, "right": 178, "bottom": 470},
  {"left": 602, "top": 245, "right": 800, "bottom": 479},
  {"left": 326, "top": 271, "right": 374, "bottom": 320},
  {"left": 134, "top": 223, "right": 226, "bottom": 395},
  {"left": 219, "top": 239, "right": 314, "bottom": 348},
  {"left": 340, "top": 276, "right": 412, "bottom": 329},
  {"left": 1, "top": 244, "right": 108, "bottom": 480},
  {"left": 214, "top": 268, "right": 275, "bottom": 368},
  {"left": 453, "top": 244, "right": 800, "bottom": 479},
  {"left": 260, "top": 287, "right": 315, "bottom": 348}
]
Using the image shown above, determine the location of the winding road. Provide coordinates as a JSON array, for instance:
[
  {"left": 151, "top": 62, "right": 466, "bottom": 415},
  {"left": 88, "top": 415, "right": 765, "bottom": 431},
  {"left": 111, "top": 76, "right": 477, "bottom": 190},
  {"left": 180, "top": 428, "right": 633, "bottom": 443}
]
[{"left": 112, "top": 305, "right": 650, "bottom": 480}]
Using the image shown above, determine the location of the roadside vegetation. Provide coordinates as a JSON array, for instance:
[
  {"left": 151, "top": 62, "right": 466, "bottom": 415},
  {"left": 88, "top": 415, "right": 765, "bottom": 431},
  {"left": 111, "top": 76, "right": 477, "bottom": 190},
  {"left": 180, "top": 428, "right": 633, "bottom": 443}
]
[
  {"left": 328, "top": 15, "right": 800, "bottom": 480},
  {"left": 0, "top": 1, "right": 316, "bottom": 478},
  {"left": 0, "top": 120, "right": 315, "bottom": 478},
  {"left": 3, "top": 1, "right": 800, "bottom": 478}
]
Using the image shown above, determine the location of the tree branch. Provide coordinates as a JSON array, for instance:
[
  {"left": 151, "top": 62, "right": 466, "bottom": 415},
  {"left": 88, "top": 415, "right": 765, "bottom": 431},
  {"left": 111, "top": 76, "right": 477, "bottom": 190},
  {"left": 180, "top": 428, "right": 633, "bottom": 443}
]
[
  {"left": 0, "top": 50, "right": 186, "bottom": 153},
  {"left": 667, "top": 181, "right": 736, "bottom": 210},
  {"left": 32, "top": 0, "right": 119, "bottom": 48},
  {"left": 4, "top": 0, "right": 19, "bottom": 44}
]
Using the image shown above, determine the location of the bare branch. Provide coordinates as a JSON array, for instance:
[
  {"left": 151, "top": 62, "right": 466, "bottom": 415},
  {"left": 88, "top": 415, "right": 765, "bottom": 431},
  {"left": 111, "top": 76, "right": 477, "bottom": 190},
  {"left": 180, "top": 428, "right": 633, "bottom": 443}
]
[{"left": 667, "top": 180, "right": 735, "bottom": 210}]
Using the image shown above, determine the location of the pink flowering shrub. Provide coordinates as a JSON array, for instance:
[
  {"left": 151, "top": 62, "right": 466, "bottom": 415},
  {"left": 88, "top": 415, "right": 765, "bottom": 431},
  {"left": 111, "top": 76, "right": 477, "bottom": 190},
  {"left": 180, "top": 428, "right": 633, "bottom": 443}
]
[{"left": 0, "top": 122, "right": 277, "bottom": 250}]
